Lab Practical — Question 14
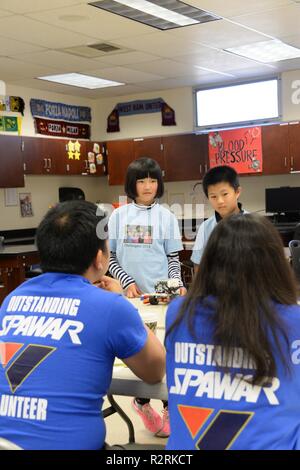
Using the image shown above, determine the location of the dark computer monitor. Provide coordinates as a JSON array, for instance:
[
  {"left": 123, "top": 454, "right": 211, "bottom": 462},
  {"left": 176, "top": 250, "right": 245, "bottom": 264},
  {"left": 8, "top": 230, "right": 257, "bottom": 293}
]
[{"left": 265, "top": 187, "right": 300, "bottom": 214}]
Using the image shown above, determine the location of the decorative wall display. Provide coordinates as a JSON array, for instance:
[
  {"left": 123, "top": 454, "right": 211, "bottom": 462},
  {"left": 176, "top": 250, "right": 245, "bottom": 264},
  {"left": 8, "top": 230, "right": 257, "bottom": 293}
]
[
  {"left": 0, "top": 116, "right": 22, "bottom": 133},
  {"left": 107, "top": 98, "right": 176, "bottom": 132},
  {"left": 208, "top": 126, "right": 262, "bottom": 174},
  {"left": 34, "top": 117, "right": 90, "bottom": 138},
  {"left": 0, "top": 96, "right": 25, "bottom": 115},
  {"left": 67, "top": 140, "right": 81, "bottom": 160},
  {"left": 19, "top": 193, "right": 34, "bottom": 217},
  {"left": 30, "top": 99, "right": 91, "bottom": 122}
]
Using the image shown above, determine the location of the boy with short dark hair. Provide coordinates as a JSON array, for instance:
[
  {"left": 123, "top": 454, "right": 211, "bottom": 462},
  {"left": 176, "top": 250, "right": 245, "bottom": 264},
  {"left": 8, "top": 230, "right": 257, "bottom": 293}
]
[{"left": 191, "top": 165, "right": 248, "bottom": 270}]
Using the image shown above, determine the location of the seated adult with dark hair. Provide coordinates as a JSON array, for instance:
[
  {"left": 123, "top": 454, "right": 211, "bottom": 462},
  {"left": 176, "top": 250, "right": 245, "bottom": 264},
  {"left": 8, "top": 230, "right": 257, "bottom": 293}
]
[{"left": 0, "top": 200, "right": 165, "bottom": 450}]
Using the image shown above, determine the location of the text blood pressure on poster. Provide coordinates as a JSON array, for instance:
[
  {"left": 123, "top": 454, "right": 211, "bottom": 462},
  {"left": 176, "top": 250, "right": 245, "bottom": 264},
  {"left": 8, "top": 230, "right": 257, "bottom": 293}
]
[{"left": 209, "top": 126, "right": 262, "bottom": 173}]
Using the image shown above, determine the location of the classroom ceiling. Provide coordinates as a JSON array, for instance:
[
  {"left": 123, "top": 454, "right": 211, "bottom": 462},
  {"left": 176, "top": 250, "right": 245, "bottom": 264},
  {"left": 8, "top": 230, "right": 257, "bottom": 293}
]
[{"left": 0, "top": 0, "right": 300, "bottom": 98}]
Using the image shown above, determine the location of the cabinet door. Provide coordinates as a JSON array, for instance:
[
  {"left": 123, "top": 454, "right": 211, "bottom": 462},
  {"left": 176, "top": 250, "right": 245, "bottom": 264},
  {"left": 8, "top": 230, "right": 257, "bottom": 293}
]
[
  {"left": 107, "top": 140, "right": 134, "bottom": 185},
  {"left": 59, "top": 139, "right": 87, "bottom": 175},
  {"left": 262, "top": 124, "right": 290, "bottom": 174},
  {"left": 0, "top": 135, "right": 24, "bottom": 187},
  {"left": 22, "top": 137, "right": 65, "bottom": 175},
  {"left": 163, "top": 134, "right": 208, "bottom": 181},
  {"left": 133, "top": 137, "right": 165, "bottom": 173},
  {"left": 288, "top": 123, "right": 300, "bottom": 172}
]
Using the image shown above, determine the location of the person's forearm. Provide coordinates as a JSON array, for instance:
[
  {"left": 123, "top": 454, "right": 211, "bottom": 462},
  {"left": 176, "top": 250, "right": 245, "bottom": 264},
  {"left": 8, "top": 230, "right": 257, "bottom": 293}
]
[
  {"left": 108, "top": 252, "right": 135, "bottom": 289},
  {"left": 167, "top": 252, "right": 183, "bottom": 286}
]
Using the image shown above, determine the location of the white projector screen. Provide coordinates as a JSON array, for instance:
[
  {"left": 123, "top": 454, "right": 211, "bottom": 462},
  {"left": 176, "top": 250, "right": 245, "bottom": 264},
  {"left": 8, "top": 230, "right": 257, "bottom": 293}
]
[{"left": 196, "top": 79, "right": 279, "bottom": 128}]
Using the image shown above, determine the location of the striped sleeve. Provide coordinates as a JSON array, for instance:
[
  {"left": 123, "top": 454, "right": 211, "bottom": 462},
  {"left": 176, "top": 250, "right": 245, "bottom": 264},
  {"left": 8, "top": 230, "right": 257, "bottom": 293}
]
[
  {"left": 108, "top": 252, "right": 135, "bottom": 290},
  {"left": 167, "top": 251, "right": 183, "bottom": 286}
]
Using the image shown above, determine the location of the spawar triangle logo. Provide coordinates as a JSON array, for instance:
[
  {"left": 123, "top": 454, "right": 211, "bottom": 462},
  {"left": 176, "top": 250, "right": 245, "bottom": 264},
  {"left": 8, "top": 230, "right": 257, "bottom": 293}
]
[
  {"left": 178, "top": 405, "right": 213, "bottom": 438},
  {"left": 177, "top": 404, "right": 253, "bottom": 450},
  {"left": 0, "top": 342, "right": 55, "bottom": 393}
]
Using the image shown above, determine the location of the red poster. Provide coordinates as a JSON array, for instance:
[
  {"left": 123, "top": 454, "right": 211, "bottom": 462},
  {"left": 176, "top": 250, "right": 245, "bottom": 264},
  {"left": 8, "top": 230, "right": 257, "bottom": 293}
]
[{"left": 208, "top": 126, "right": 262, "bottom": 174}]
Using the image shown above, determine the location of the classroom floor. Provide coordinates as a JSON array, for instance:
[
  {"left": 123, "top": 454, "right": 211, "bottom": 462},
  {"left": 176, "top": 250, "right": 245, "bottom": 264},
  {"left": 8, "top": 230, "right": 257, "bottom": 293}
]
[{"left": 103, "top": 395, "right": 168, "bottom": 447}]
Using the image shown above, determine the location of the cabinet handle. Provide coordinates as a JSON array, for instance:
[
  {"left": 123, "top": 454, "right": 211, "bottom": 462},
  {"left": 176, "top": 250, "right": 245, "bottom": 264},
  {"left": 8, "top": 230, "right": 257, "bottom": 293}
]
[
  {"left": 291, "top": 156, "right": 294, "bottom": 169},
  {"left": 44, "top": 158, "right": 47, "bottom": 169},
  {"left": 48, "top": 158, "right": 51, "bottom": 169},
  {"left": 23, "top": 163, "right": 26, "bottom": 171},
  {"left": 162, "top": 169, "right": 165, "bottom": 177},
  {"left": 199, "top": 164, "right": 202, "bottom": 174},
  {"left": 205, "top": 164, "right": 207, "bottom": 173},
  {"left": 66, "top": 164, "right": 70, "bottom": 172},
  {"left": 85, "top": 160, "right": 89, "bottom": 169},
  {"left": 284, "top": 157, "right": 287, "bottom": 167}
]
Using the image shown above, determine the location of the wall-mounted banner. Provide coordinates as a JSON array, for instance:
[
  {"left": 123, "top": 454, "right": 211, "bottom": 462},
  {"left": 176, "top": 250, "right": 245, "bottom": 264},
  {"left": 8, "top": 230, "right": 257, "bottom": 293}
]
[
  {"left": 208, "top": 126, "right": 262, "bottom": 174},
  {"left": 30, "top": 99, "right": 91, "bottom": 122},
  {"left": 107, "top": 98, "right": 176, "bottom": 132},
  {"left": 0, "top": 96, "right": 25, "bottom": 115},
  {"left": 0, "top": 116, "right": 22, "bottom": 133},
  {"left": 34, "top": 117, "right": 90, "bottom": 139}
]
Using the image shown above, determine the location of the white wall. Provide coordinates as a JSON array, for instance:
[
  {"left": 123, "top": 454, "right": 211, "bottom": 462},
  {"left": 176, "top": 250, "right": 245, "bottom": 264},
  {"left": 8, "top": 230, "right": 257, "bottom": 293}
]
[
  {"left": 93, "top": 87, "right": 194, "bottom": 141},
  {"left": 282, "top": 70, "right": 300, "bottom": 122}
]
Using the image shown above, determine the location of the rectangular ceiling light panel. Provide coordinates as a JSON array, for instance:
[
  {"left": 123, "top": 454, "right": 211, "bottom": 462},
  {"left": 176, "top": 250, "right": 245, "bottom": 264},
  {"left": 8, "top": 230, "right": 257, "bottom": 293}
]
[
  {"left": 89, "top": 0, "right": 220, "bottom": 30},
  {"left": 37, "top": 73, "right": 124, "bottom": 89},
  {"left": 226, "top": 40, "right": 300, "bottom": 63}
]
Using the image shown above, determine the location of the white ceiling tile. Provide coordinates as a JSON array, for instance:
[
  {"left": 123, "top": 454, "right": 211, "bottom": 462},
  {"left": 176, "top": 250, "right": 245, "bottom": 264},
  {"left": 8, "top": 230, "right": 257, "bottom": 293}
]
[
  {"left": 0, "top": 0, "right": 84, "bottom": 14},
  {"left": 0, "top": 15, "right": 98, "bottom": 49},
  {"left": 0, "top": 35, "right": 45, "bottom": 56},
  {"left": 27, "top": 4, "right": 151, "bottom": 40},
  {"left": 232, "top": 4, "right": 300, "bottom": 38},
  {"left": 10, "top": 50, "right": 108, "bottom": 72},
  {"left": 185, "top": 0, "right": 293, "bottom": 18},
  {"left": 168, "top": 19, "right": 270, "bottom": 49},
  {"left": 114, "top": 31, "right": 211, "bottom": 57},
  {"left": 0, "top": 9, "right": 14, "bottom": 17},
  {"left": 92, "top": 51, "right": 161, "bottom": 66},
  {"left": 85, "top": 66, "right": 164, "bottom": 83},
  {"left": 281, "top": 33, "right": 300, "bottom": 48},
  {"left": 0, "top": 57, "right": 58, "bottom": 81},
  {"left": 137, "top": 76, "right": 216, "bottom": 90},
  {"left": 128, "top": 59, "right": 211, "bottom": 78},
  {"left": 175, "top": 48, "right": 275, "bottom": 72}
]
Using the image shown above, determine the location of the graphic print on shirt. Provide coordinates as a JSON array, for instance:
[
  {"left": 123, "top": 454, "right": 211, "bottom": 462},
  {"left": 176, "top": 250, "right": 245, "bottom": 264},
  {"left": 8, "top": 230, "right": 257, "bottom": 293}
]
[
  {"left": 0, "top": 341, "right": 55, "bottom": 393},
  {"left": 177, "top": 404, "right": 253, "bottom": 449},
  {"left": 124, "top": 224, "right": 153, "bottom": 245}
]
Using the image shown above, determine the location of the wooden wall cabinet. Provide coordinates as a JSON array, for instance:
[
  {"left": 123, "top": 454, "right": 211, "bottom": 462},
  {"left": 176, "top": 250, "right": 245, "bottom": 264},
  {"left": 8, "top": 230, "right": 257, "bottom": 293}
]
[
  {"left": 163, "top": 134, "right": 208, "bottom": 182},
  {"left": 106, "top": 137, "right": 163, "bottom": 185},
  {"left": 0, "top": 135, "right": 24, "bottom": 188},
  {"left": 22, "top": 137, "right": 106, "bottom": 176},
  {"left": 262, "top": 123, "right": 300, "bottom": 174},
  {"left": 22, "top": 136, "right": 65, "bottom": 175},
  {"left": 288, "top": 122, "right": 300, "bottom": 172},
  {"left": 106, "top": 134, "right": 209, "bottom": 185},
  {"left": 262, "top": 124, "right": 290, "bottom": 174}
]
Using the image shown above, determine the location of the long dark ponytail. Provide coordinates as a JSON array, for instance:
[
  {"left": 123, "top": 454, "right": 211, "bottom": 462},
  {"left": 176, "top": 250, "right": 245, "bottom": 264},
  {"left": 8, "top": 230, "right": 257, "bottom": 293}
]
[{"left": 167, "top": 214, "right": 298, "bottom": 384}]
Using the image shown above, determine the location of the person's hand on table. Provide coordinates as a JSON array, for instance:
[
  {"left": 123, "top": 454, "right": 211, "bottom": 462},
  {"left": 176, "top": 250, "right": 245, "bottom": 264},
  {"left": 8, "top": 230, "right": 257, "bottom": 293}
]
[
  {"left": 94, "top": 275, "right": 123, "bottom": 293},
  {"left": 126, "top": 283, "right": 142, "bottom": 298}
]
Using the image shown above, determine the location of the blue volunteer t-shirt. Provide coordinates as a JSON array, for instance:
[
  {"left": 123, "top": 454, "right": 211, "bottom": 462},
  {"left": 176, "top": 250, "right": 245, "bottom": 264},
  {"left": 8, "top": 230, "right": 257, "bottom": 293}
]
[
  {"left": 0, "top": 273, "right": 147, "bottom": 450},
  {"left": 109, "top": 202, "right": 183, "bottom": 293},
  {"left": 166, "top": 297, "right": 300, "bottom": 450}
]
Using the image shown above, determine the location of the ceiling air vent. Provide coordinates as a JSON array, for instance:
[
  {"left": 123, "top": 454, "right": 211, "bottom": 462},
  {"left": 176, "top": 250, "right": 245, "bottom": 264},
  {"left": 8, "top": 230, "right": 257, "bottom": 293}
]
[
  {"left": 62, "top": 43, "right": 128, "bottom": 58},
  {"left": 89, "top": 43, "right": 121, "bottom": 53}
]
